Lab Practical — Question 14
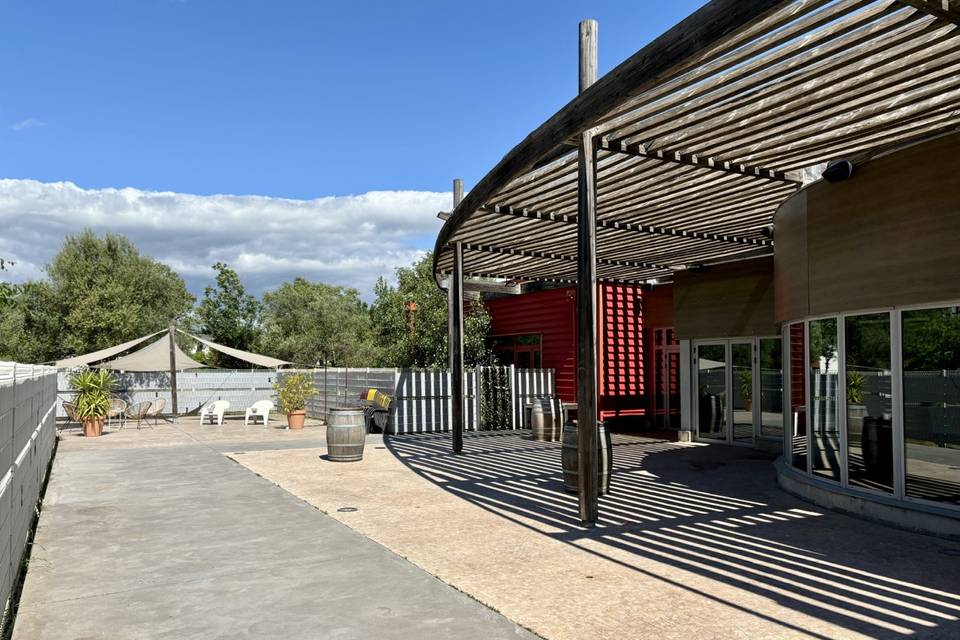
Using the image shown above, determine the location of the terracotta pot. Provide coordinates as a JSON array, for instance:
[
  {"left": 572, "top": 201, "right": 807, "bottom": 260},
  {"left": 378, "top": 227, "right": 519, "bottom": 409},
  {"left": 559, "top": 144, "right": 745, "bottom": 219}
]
[
  {"left": 83, "top": 417, "right": 104, "bottom": 437},
  {"left": 286, "top": 410, "right": 306, "bottom": 430}
]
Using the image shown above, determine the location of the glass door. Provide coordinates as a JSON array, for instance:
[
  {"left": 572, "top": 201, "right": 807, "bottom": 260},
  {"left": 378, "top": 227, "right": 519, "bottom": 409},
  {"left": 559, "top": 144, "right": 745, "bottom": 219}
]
[
  {"left": 696, "top": 342, "right": 728, "bottom": 441},
  {"left": 731, "top": 341, "right": 754, "bottom": 443},
  {"left": 652, "top": 328, "right": 680, "bottom": 430}
]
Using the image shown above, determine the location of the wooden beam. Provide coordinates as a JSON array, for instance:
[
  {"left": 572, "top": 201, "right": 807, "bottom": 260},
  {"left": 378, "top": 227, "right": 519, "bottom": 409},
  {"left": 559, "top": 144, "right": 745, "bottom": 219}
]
[
  {"left": 577, "top": 19, "right": 600, "bottom": 528},
  {"left": 449, "top": 179, "right": 465, "bottom": 455},
  {"left": 897, "top": 0, "right": 960, "bottom": 24},
  {"left": 599, "top": 136, "right": 800, "bottom": 183},
  {"left": 433, "top": 0, "right": 792, "bottom": 277},
  {"left": 483, "top": 204, "right": 772, "bottom": 248}
]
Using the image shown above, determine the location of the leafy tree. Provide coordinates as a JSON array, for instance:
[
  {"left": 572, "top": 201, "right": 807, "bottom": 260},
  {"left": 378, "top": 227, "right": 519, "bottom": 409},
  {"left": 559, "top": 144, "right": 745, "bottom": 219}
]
[
  {"left": 196, "top": 262, "right": 261, "bottom": 366},
  {"left": 370, "top": 253, "right": 493, "bottom": 369},
  {"left": 257, "top": 278, "right": 379, "bottom": 366},
  {"left": 0, "top": 231, "right": 193, "bottom": 363}
]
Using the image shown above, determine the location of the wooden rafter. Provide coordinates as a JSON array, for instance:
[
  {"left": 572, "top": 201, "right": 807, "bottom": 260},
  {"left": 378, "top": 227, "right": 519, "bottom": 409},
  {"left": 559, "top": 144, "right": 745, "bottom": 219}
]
[
  {"left": 897, "top": 0, "right": 960, "bottom": 23},
  {"left": 598, "top": 137, "right": 800, "bottom": 183}
]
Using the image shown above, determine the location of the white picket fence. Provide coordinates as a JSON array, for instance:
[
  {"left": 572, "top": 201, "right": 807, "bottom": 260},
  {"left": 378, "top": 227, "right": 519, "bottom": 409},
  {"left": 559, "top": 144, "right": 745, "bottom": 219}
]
[
  {"left": 391, "top": 366, "right": 556, "bottom": 435},
  {"left": 0, "top": 362, "right": 57, "bottom": 618}
]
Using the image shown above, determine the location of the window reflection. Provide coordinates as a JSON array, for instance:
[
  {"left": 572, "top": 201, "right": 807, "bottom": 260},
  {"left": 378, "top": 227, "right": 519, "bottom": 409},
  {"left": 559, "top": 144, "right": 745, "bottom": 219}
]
[
  {"left": 732, "top": 343, "right": 753, "bottom": 442},
  {"left": 789, "top": 324, "right": 807, "bottom": 470},
  {"left": 759, "top": 338, "right": 783, "bottom": 440},
  {"left": 845, "top": 314, "right": 893, "bottom": 493},
  {"left": 902, "top": 307, "right": 960, "bottom": 506},
  {"left": 809, "top": 318, "right": 840, "bottom": 481},
  {"left": 697, "top": 344, "right": 727, "bottom": 440}
]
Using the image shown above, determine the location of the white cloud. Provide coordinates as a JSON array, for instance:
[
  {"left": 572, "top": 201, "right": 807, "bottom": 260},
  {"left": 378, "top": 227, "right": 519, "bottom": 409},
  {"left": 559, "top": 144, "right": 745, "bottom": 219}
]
[
  {"left": 0, "top": 179, "right": 449, "bottom": 300},
  {"left": 10, "top": 118, "right": 45, "bottom": 132}
]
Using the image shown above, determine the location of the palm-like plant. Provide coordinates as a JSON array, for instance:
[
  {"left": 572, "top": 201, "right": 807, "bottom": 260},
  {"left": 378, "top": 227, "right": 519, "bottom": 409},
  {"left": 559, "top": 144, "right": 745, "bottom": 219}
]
[{"left": 70, "top": 369, "right": 117, "bottom": 420}]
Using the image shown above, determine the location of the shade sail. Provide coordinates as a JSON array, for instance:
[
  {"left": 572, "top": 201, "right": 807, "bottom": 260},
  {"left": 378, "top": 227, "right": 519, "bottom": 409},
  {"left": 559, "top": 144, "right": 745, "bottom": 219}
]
[
  {"left": 97, "top": 336, "right": 205, "bottom": 372},
  {"left": 54, "top": 331, "right": 164, "bottom": 369},
  {"left": 433, "top": 1, "right": 960, "bottom": 285},
  {"left": 180, "top": 331, "right": 290, "bottom": 369}
]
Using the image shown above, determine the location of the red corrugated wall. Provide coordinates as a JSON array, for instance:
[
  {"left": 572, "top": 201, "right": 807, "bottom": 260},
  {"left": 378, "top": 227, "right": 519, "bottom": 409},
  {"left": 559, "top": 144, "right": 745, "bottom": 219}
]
[
  {"left": 486, "top": 288, "right": 578, "bottom": 401},
  {"left": 485, "top": 284, "right": 647, "bottom": 418},
  {"left": 598, "top": 283, "right": 645, "bottom": 420}
]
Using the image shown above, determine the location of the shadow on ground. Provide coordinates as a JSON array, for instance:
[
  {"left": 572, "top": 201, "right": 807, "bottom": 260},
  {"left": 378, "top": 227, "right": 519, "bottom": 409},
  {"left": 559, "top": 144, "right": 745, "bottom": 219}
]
[{"left": 385, "top": 431, "right": 960, "bottom": 640}]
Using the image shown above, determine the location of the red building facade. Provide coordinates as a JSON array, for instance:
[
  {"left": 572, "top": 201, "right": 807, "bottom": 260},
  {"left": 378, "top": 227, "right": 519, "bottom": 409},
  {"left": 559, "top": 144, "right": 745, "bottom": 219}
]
[{"left": 486, "top": 283, "right": 676, "bottom": 425}]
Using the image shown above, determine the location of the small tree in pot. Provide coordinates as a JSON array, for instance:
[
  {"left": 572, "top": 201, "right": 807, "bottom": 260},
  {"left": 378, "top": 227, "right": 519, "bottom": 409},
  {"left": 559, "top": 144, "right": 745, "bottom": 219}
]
[
  {"left": 274, "top": 373, "right": 317, "bottom": 430},
  {"left": 70, "top": 369, "right": 116, "bottom": 437}
]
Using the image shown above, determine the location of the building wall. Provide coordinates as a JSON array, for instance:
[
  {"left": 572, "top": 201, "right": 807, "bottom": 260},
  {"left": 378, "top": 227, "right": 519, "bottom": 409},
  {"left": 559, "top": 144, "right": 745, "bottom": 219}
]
[
  {"left": 673, "top": 257, "right": 777, "bottom": 340},
  {"left": 486, "top": 283, "right": 649, "bottom": 419},
  {"left": 486, "top": 288, "right": 577, "bottom": 402},
  {"left": 774, "top": 132, "right": 960, "bottom": 322}
]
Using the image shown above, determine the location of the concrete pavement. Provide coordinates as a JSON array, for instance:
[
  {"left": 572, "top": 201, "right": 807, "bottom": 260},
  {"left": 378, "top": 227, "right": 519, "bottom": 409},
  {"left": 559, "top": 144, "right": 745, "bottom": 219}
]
[{"left": 12, "top": 421, "right": 536, "bottom": 639}]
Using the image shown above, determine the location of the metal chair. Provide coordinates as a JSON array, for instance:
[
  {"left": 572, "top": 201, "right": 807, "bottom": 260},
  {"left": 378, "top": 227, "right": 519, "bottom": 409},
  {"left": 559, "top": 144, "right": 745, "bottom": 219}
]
[
  {"left": 106, "top": 398, "right": 127, "bottom": 430},
  {"left": 62, "top": 402, "right": 80, "bottom": 428},
  {"left": 124, "top": 401, "right": 153, "bottom": 430},
  {"left": 145, "top": 398, "right": 167, "bottom": 426}
]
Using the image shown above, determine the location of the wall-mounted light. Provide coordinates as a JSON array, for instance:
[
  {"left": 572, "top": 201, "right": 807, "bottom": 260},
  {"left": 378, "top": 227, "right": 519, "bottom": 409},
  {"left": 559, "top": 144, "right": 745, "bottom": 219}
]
[{"left": 821, "top": 159, "right": 854, "bottom": 183}]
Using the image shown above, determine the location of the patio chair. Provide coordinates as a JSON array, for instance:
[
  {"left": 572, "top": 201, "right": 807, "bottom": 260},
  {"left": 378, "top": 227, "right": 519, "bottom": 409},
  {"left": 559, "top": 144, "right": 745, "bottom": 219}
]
[
  {"left": 144, "top": 398, "right": 167, "bottom": 426},
  {"left": 62, "top": 402, "right": 80, "bottom": 428},
  {"left": 124, "top": 401, "right": 153, "bottom": 430},
  {"left": 244, "top": 400, "right": 274, "bottom": 426},
  {"left": 106, "top": 398, "right": 127, "bottom": 430},
  {"left": 200, "top": 400, "right": 230, "bottom": 426}
]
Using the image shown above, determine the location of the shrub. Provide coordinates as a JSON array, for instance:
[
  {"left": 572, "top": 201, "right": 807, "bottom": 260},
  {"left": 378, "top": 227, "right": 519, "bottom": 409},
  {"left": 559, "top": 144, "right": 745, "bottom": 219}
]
[
  {"left": 274, "top": 372, "right": 317, "bottom": 413},
  {"left": 70, "top": 369, "right": 116, "bottom": 420}
]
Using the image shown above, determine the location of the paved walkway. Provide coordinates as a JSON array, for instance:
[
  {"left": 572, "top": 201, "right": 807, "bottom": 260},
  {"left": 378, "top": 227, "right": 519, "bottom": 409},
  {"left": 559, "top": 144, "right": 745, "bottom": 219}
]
[
  {"left": 234, "top": 431, "right": 960, "bottom": 640},
  {"left": 13, "top": 420, "right": 536, "bottom": 639}
]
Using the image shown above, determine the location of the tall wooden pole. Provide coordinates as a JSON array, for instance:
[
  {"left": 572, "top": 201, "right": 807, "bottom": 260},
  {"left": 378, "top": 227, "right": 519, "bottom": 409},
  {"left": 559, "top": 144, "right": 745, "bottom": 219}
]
[
  {"left": 450, "top": 179, "right": 465, "bottom": 454},
  {"left": 167, "top": 325, "right": 179, "bottom": 420},
  {"left": 576, "top": 18, "right": 599, "bottom": 526}
]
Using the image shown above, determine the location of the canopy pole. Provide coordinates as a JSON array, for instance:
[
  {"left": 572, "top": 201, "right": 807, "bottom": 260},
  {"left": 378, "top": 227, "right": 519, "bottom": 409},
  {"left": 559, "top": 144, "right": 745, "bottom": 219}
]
[
  {"left": 168, "top": 325, "right": 179, "bottom": 421},
  {"left": 450, "top": 178, "right": 465, "bottom": 454},
  {"left": 576, "top": 18, "right": 600, "bottom": 527}
]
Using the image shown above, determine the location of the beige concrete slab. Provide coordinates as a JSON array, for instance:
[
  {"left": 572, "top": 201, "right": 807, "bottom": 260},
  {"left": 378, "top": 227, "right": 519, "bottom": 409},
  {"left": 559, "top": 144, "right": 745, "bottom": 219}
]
[{"left": 232, "top": 432, "right": 960, "bottom": 640}]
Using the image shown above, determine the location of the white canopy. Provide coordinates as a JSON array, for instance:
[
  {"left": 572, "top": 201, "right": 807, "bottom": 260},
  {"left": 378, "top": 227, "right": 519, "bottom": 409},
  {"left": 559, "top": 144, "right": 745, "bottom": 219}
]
[
  {"left": 97, "top": 336, "right": 205, "bottom": 372},
  {"left": 54, "top": 331, "right": 164, "bottom": 369},
  {"left": 180, "top": 330, "right": 290, "bottom": 369}
]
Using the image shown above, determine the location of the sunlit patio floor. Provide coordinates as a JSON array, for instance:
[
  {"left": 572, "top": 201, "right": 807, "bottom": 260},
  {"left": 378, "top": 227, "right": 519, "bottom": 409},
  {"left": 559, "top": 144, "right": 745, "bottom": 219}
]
[{"left": 232, "top": 430, "right": 960, "bottom": 640}]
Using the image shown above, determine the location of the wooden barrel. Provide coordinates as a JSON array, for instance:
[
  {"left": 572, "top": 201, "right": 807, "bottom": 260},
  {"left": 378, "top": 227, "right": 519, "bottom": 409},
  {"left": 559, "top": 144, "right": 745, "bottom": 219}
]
[
  {"left": 326, "top": 407, "right": 367, "bottom": 462},
  {"left": 561, "top": 421, "right": 612, "bottom": 495},
  {"left": 530, "top": 398, "right": 559, "bottom": 441}
]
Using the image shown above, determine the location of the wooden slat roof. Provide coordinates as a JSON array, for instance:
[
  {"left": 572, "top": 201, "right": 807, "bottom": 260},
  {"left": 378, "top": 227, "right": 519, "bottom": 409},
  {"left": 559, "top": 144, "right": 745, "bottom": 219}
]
[{"left": 433, "top": 0, "right": 960, "bottom": 285}]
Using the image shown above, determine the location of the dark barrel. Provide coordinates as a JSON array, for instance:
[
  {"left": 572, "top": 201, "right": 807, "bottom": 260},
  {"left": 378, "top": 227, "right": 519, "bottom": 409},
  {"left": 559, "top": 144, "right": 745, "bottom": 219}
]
[
  {"left": 326, "top": 407, "right": 367, "bottom": 462},
  {"left": 530, "top": 398, "right": 561, "bottom": 441},
  {"left": 561, "top": 420, "right": 612, "bottom": 495}
]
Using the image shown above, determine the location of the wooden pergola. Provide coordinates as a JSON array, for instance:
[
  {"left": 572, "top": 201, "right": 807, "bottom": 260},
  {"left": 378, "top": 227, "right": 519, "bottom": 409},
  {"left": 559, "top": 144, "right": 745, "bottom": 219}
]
[{"left": 435, "top": 0, "right": 960, "bottom": 525}]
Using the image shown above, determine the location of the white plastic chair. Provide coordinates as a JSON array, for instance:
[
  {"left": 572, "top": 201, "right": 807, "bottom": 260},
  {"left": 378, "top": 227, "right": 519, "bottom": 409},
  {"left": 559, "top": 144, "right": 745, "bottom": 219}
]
[
  {"left": 200, "top": 400, "right": 230, "bottom": 425},
  {"left": 244, "top": 400, "right": 274, "bottom": 426}
]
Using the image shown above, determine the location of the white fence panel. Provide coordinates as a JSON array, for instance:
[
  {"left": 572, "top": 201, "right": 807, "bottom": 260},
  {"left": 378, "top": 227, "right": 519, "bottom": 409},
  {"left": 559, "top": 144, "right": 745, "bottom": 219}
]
[{"left": 0, "top": 362, "right": 57, "bottom": 618}]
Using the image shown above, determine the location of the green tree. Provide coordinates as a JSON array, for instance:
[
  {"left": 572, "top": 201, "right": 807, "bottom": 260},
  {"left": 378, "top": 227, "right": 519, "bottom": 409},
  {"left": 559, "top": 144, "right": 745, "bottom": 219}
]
[
  {"left": 197, "top": 262, "right": 261, "bottom": 366},
  {"left": 0, "top": 231, "right": 193, "bottom": 362},
  {"left": 370, "top": 253, "right": 493, "bottom": 369},
  {"left": 257, "top": 277, "right": 379, "bottom": 366}
]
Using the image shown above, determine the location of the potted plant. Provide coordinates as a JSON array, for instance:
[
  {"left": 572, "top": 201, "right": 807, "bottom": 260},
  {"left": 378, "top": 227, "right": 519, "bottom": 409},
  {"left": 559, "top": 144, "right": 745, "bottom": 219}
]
[
  {"left": 70, "top": 369, "right": 116, "bottom": 437},
  {"left": 274, "top": 373, "right": 317, "bottom": 430}
]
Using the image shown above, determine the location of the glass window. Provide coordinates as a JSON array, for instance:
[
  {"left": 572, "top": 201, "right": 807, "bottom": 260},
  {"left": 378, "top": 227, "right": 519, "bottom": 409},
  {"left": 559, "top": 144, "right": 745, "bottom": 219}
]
[
  {"left": 845, "top": 314, "right": 893, "bottom": 493},
  {"left": 901, "top": 307, "right": 960, "bottom": 506},
  {"left": 809, "top": 318, "right": 841, "bottom": 481},
  {"left": 759, "top": 338, "right": 783, "bottom": 439},
  {"left": 732, "top": 343, "right": 753, "bottom": 442},
  {"left": 697, "top": 344, "right": 727, "bottom": 440},
  {"left": 789, "top": 324, "right": 807, "bottom": 470}
]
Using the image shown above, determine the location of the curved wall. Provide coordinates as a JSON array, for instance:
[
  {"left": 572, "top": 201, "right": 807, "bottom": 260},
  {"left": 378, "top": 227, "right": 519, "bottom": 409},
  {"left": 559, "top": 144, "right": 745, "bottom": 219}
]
[{"left": 774, "top": 133, "right": 960, "bottom": 323}]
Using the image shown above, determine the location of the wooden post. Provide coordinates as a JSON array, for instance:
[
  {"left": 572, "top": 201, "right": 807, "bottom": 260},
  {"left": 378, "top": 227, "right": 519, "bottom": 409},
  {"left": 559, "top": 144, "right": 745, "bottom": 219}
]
[
  {"left": 450, "top": 179, "right": 465, "bottom": 454},
  {"left": 576, "top": 18, "right": 599, "bottom": 527},
  {"left": 167, "top": 325, "right": 179, "bottom": 420}
]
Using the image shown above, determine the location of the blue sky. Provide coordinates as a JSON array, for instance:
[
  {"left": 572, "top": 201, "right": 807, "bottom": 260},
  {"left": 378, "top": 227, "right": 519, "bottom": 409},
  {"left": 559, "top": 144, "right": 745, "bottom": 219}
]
[{"left": 1, "top": 0, "right": 706, "bottom": 296}]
